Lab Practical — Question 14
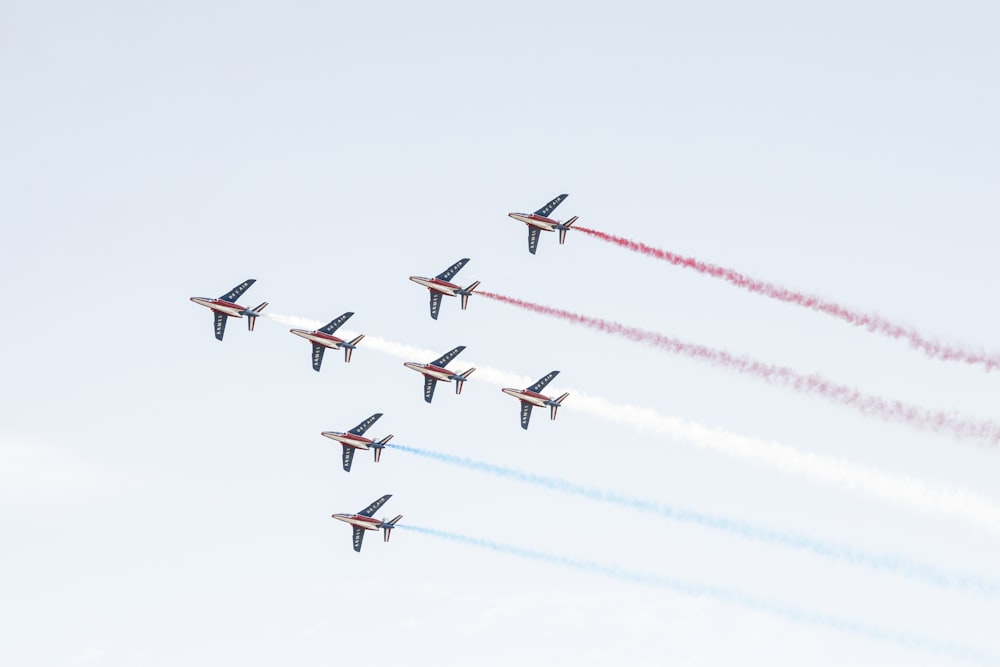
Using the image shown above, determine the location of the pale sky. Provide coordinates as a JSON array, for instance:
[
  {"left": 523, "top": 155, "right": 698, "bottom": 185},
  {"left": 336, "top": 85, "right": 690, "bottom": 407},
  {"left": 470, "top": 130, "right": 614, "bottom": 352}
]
[{"left": 2, "top": 1, "right": 999, "bottom": 665}]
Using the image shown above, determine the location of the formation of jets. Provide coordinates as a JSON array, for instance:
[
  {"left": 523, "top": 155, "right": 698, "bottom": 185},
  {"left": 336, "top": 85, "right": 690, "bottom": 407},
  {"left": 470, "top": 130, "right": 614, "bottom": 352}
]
[{"left": 191, "top": 195, "right": 576, "bottom": 551}]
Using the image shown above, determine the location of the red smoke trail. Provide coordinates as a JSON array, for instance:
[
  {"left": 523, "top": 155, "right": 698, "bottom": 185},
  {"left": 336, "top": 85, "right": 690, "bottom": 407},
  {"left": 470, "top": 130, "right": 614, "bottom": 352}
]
[
  {"left": 575, "top": 226, "right": 1000, "bottom": 372},
  {"left": 479, "top": 290, "right": 1000, "bottom": 445}
]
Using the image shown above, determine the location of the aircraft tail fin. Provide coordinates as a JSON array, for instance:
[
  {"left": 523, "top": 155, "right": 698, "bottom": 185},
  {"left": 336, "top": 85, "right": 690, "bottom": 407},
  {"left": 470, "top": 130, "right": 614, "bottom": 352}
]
[
  {"left": 455, "top": 368, "right": 476, "bottom": 394},
  {"left": 549, "top": 392, "right": 570, "bottom": 420},
  {"left": 344, "top": 334, "right": 365, "bottom": 362},
  {"left": 460, "top": 281, "right": 480, "bottom": 310},
  {"left": 373, "top": 434, "right": 393, "bottom": 462},
  {"left": 558, "top": 216, "right": 578, "bottom": 245},
  {"left": 247, "top": 302, "right": 269, "bottom": 331},
  {"left": 382, "top": 515, "right": 403, "bottom": 542}
]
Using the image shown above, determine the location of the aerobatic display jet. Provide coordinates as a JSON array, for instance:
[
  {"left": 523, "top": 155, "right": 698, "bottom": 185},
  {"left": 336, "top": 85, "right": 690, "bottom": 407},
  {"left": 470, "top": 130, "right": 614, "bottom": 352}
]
[
  {"left": 331, "top": 494, "right": 403, "bottom": 552},
  {"left": 409, "top": 258, "right": 481, "bottom": 320},
  {"left": 289, "top": 311, "right": 364, "bottom": 372},
  {"left": 507, "top": 194, "right": 579, "bottom": 255},
  {"left": 321, "top": 412, "right": 393, "bottom": 472},
  {"left": 403, "top": 345, "right": 475, "bottom": 403},
  {"left": 501, "top": 370, "right": 570, "bottom": 430},
  {"left": 190, "top": 279, "right": 268, "bottom": 341}
]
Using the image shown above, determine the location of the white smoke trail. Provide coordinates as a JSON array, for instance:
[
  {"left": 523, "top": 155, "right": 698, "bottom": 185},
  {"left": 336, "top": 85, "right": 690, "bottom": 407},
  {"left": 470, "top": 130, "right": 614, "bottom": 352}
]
[{"left": 266, "top": 312, "right": 1000, "bottom": 530}]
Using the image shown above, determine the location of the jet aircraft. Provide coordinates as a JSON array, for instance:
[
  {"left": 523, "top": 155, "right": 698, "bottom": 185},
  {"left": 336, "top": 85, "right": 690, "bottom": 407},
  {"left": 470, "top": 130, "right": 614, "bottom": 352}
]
[
  {"left": 190, "top": 279, "right": 268, "bottom": 341},
  {"left": 289, "top": 311, "right": 364, "bottom": 372},
  {"left": 321, "top": 412, "right": 393, "bottom": 472},
  {"left": 409, "top": 258, "right": 481, "bottom": 320},
  {"left": 403, "top": 345, "right": 475, "bottom": 403},
  {"left": 331, "top": 494, "right": 403, "bottom": 552},
  {"left": 507, "top": 194, "right": 579, "bottom": 255},
  {"left": 501, "top": 370, "right": 570, "bottom": 430}
]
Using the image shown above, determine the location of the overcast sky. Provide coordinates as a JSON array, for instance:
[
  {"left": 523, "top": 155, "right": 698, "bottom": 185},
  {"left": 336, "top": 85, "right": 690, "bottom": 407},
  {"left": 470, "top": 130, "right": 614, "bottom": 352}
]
[{"left": 2, "top": 1, "right": 999, "bottom": 665}]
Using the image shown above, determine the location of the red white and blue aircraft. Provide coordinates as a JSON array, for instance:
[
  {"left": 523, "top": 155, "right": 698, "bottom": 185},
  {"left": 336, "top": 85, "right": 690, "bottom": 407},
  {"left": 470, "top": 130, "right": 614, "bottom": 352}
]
[
  {"left": 321, "top": 412, "right": 393, "bottom": 472},
  {"left": 508, "top": 194, "right": 579, "bottom": 255},
  {"left": 289, "top": 311, "right": 364, "bottom": 372},
  {"left": 331, "top": 494, "right": 403, "bottom": 552},
  {"left": 190, "top": 279, "right": 269, "bottom": 341},
  {"left": 501, "top": 370, "right": 569, "bottom": 430},
  {"left": 403, "top": 345, "right": 475, "bottom": 403},
  {"left": 409, "top": 258, "right": 481, "bottom": 320}
]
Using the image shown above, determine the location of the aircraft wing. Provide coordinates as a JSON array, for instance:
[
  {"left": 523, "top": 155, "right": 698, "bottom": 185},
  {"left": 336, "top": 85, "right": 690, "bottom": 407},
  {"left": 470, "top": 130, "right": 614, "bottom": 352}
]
[
  {"left": 350, "top": 413, "right": 382, "bottom": 436},
  {"left": 319, "top": 312, "right": 353, "bottom": 335},
  {"left": 430, "top": 345, "right": 465, "bottom": 368},
  {"left": 213, "top": 312, "right": 227, "bottom": 341},
  {"left": 342, "top": 445, "right": 356, "bottom": 472},
  {"left": 527, "top": 227, "right": 541, "bottom": 255},
  {"left": 219, "top": 279, "right": 255, "bottom": 303},
  {"left": 312, "top": 344, "right": 325, "bottom": 371},
  {"left": 436, "top": 258, "right": 470, "bottom": 282},
  {"left": 359, "top": 494, "right": 392, "bottom": 517},
  {"left": 352, "top": 525, "right": 365, "bottom": 552},
  {"left": 534, "top": 194, "right": 568, "bottom": 217},
  {"left": 423, "top": 375, "right": 437, "bottom": 403},
  {"left": 520, "top": 401, "right": 533, "bottom": 430},
  {"left": 528, "top": 371, "right": 559, "bottom": 393},
  {"left": 429, "top": 292, "right": 443, "bottom": 320}
]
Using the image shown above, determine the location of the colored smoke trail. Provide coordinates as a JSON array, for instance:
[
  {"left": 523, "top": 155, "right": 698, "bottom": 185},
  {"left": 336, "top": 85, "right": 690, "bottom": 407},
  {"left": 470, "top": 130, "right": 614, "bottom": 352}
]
[
  {"left": 399, "top": 525, "right": 998, "bottom": 665},
  {"left": 576, "top": 226, "right": 1000, "bottom": 372},
  {"left": 388, "top": 443, "right": 999, "bottom": 595},
  {"left": 479, "top": 291, "right": 1000, "bottom": 446},
  {"left": 265, "top": 311, "right": 1000, "bottom": 529}
]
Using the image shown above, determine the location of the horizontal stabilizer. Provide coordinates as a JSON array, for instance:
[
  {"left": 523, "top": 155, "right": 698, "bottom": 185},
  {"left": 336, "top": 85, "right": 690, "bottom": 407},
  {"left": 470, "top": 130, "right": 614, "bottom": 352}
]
[
  {"left": 373, "top": 434, "right": 392, "bottom": 462},
  {"left": 344, "top": 334, "right": 364, "bottom": 362},
  {"left": 460, "top": 281, "right": 480, "bottom": 310},
  {"left": 558, "top": 216, "right": 578, "bottom": 245},
  {"left": 454, "top": 368, "right": 475, "bottom": 394},
  {"left": 382, "top": 515, "right": 403, "bottom": 542},
  {"left": 246, "top": 302, "right": 269, "bottom": 331},
  {"left": 549, "top": 392, "right": 570, "bottom": 420}
]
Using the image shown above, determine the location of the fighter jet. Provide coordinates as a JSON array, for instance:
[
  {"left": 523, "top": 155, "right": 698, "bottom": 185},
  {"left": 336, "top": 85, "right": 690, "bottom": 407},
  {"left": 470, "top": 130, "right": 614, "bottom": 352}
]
[
  {"left": 331, "top": 494, "right": 403, "bottom": 552},
  {"left": 501, "top": 370, "right": 569, "bottom": 430},
  {"left": 409, "top": 258, "right": 481, "bottom": 320},
  {"left": 403, "top": 345, "right": 475, "bottom": 403},
  {"left": 321, "top": 412, "right": 393, "bottom": 472},
  {"left": 190, "top": 279, "right": 268, "bottom": 341},
  {"left": 289, "top": 311, "right": 364, "bottom": 372},
  {"left": 508, "top": 194, "right": 579, "bottom": 255}
]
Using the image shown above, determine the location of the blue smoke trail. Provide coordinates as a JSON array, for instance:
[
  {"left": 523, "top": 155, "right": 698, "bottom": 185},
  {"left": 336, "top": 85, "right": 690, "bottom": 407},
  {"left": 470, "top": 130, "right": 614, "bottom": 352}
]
[
  {"left": 387, "top": 443, "right": 998, "bottom": 596},
  {"left": 400, "top": 524, "right": 998, "bottom": 665}
]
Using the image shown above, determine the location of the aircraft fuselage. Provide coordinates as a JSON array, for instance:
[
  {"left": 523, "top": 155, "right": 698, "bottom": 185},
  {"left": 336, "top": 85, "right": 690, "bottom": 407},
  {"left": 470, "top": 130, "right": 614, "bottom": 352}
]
[
  {"left": 190, "top": 297, "right": 244, "bottom": 318},
  {"left": 291, "top": 329, "right": 346, "bottom": 349},
  {"left": 321, "top": 431, "right": 373, "bottom": 451},
  {"left": 502, "top": 387, "right": 551, "bottom": 407},
  {"left": 331, "top": 513, "right": 381, "bottom": 531},
  {"left": 508, "top": 212, "right": 560, "bottom": 231},
  {"left": 408, "top": 276, "right": 461, "bottom": 296},
  {"left": 404, "top": 362, "right": 455, "bottom": 382}
]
